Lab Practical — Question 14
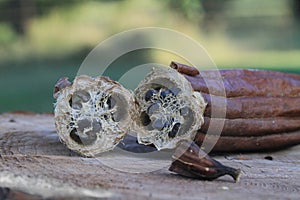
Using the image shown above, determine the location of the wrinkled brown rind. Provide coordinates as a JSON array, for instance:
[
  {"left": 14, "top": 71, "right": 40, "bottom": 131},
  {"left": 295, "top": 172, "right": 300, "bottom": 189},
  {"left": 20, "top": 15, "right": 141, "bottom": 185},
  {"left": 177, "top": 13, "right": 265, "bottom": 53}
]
[
  {"left": 171, "top": 61, "right": 300, "bottom": 97},
  {"left": 179, "top": 70, "right": 300, "bottom": 98},
  {"left": 133, "top": 67, "right": 207, "bottom": 150},
  {"left": 170, "top": 62, "right": 300, "bottom": 152},
  {"left": 54, "top": 75, "right": 134, "bottom": 157},
  {"left": 201, "top": 117, "right": 300, "bottom": 136},
  {"left": 203, "top": 94, "right": 300, "bottom": 119},
  {"left": 195, "top": 131, "right": 300, "bottom": 152}
]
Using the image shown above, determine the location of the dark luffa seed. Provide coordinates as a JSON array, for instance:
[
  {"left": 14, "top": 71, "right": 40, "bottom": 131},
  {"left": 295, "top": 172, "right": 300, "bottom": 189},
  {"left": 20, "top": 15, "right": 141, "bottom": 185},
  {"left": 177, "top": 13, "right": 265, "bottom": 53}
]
[
  {"left": 141, "top": 111, "right": 151, "bottom": 126},
  {"left": 145, "top": 89, "right": 157, "bottom": 101},
  {"left": 169, "top": 123, "right": 181, "bottom": 138},
  {"left": 164, "top": 121, "right": 170, "bottom": 129},
  {"left": 160, "top": 89, "right": 172, "bottom": 98}
]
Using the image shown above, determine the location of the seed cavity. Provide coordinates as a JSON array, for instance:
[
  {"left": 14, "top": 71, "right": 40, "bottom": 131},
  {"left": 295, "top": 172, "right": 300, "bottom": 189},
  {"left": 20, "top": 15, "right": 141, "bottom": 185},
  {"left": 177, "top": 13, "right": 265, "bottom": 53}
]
[
  {"left": 74, "top": 90, "right": 91, "bottom": 102},
  {"left": 69, "top": 127, "right": 97, "bottom": 146},
  {"left": 77, "top": 118, "right": 91, "bottom": 132},
  {"left": 141, "top": 111, "right": 151, "bottom": 126},
  {"left": 68, "top": 90, "right": 90, "bottom": 110},
  {"left": 160, "top": 89, "right": 172, "bottom": 99},
  {"left": 69, "top": 98, "right": 82, "bottom": 110}
]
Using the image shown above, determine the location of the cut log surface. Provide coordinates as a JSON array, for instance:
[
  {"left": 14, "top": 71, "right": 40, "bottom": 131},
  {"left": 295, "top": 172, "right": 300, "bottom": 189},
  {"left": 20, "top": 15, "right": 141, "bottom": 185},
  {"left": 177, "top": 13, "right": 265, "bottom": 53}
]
[{"left": 0, "top": 113, "right": 300, "bottom": 200}]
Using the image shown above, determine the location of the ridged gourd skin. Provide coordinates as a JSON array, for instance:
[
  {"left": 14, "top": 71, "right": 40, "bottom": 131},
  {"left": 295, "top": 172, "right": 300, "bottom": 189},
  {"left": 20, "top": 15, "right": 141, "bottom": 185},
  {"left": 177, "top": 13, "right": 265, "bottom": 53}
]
[
  {"left": 133, "top": 67, "right": 207, "bottom": 150},
  {"left": 54, "top": 75, "right": 134, "bottom": 157}
]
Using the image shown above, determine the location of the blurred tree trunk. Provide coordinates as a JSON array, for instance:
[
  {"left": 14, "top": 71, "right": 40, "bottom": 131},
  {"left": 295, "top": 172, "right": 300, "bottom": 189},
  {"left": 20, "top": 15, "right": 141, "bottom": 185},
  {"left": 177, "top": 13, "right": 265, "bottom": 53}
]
[
  {"left": 292, "top": 0, "right": 300, "bottom": 23},
  {"left": 201, "top": 0, "right": 227, "bottom": 32},
  {"left": 7, "top": 0, "right": 35, "bottom": 35}
]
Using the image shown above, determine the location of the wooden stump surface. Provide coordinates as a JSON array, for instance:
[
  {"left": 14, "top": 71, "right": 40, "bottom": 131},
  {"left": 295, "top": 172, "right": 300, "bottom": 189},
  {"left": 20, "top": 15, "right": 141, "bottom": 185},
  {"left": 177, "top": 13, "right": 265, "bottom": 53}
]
[{"left": 0, "top": 113, "right": 299, "bottom": 199}]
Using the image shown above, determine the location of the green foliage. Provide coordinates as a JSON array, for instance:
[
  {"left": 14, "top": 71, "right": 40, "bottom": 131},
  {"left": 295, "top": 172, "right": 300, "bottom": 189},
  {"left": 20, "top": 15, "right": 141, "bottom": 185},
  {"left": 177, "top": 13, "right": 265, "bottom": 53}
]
[
  {"left": 0, "top": 0, "right": 300, "bottom": 112},
  {"left": 0, "top": 23, "right": 17, "bottom": 44},
  {"left": 164, "top": 0, "right": 203, "bottom": 22}
]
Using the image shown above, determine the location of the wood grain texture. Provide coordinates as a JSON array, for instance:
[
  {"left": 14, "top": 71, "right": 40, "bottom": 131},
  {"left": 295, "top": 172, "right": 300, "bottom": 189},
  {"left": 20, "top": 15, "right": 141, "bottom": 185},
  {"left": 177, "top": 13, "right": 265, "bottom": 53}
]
[
  {"left": 0, "top": 113, "right": 76, "bottom": 156},
  {"left": 0, "top": 113, "right": 300, "bottom": 199}
]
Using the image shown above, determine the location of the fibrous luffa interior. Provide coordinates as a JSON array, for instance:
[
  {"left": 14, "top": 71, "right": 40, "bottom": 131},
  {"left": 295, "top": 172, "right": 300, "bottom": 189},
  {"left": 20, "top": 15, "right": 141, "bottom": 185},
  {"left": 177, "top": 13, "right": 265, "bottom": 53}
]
[
  {"left": 133, "top": 67, "right": 207, "bottom": 150},
  {"left": 54, "top": 67, "right": 207, "bottom": 156},
  {"left": 54, "top": 75, "right": 133, "bottom": 157}
]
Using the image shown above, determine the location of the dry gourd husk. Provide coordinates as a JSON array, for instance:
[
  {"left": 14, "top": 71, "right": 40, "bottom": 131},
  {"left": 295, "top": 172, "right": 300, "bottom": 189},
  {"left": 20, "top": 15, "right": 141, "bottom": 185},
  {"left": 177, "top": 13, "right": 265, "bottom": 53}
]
[
  {"left": 132, "top": 67, "right": 207, "bottom": 150},
  {"left": 54, "top": 75, "right": 134, "bottom": 157},
  {"left": 54, "top": 67, "right": 207, "bottom": 155}
]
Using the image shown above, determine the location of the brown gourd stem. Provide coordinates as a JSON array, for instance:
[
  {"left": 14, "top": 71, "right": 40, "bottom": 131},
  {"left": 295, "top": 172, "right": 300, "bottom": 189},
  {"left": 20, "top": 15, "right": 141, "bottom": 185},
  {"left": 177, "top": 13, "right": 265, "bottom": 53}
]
[{"left": 170, "top": 61, "right": 200, "bottom": 76}]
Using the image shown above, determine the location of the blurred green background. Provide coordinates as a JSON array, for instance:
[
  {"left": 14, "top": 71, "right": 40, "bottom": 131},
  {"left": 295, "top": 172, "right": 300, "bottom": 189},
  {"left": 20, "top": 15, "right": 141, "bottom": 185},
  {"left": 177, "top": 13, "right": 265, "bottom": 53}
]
[{"left": 0, "top": 0, "right": 300, "bottom": 113}]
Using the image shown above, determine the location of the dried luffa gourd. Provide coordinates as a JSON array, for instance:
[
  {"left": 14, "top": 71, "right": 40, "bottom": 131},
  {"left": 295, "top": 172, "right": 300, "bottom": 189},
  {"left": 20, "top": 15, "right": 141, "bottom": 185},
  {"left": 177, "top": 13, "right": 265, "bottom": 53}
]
[
  {"left": 52, "top": 69, "right": 240, "bottom": 181},
  {"left": 52, "top": 63, "right": 300, "bottom": 182},
  {"left": 132, "top": 67, "right": 207, "bottom": 150},
  {"left": 170, "top": 61, "right": 300, "bottom": 152},
  {"left": 54, "top": 75, "right": 133, "bottom": 157}
]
